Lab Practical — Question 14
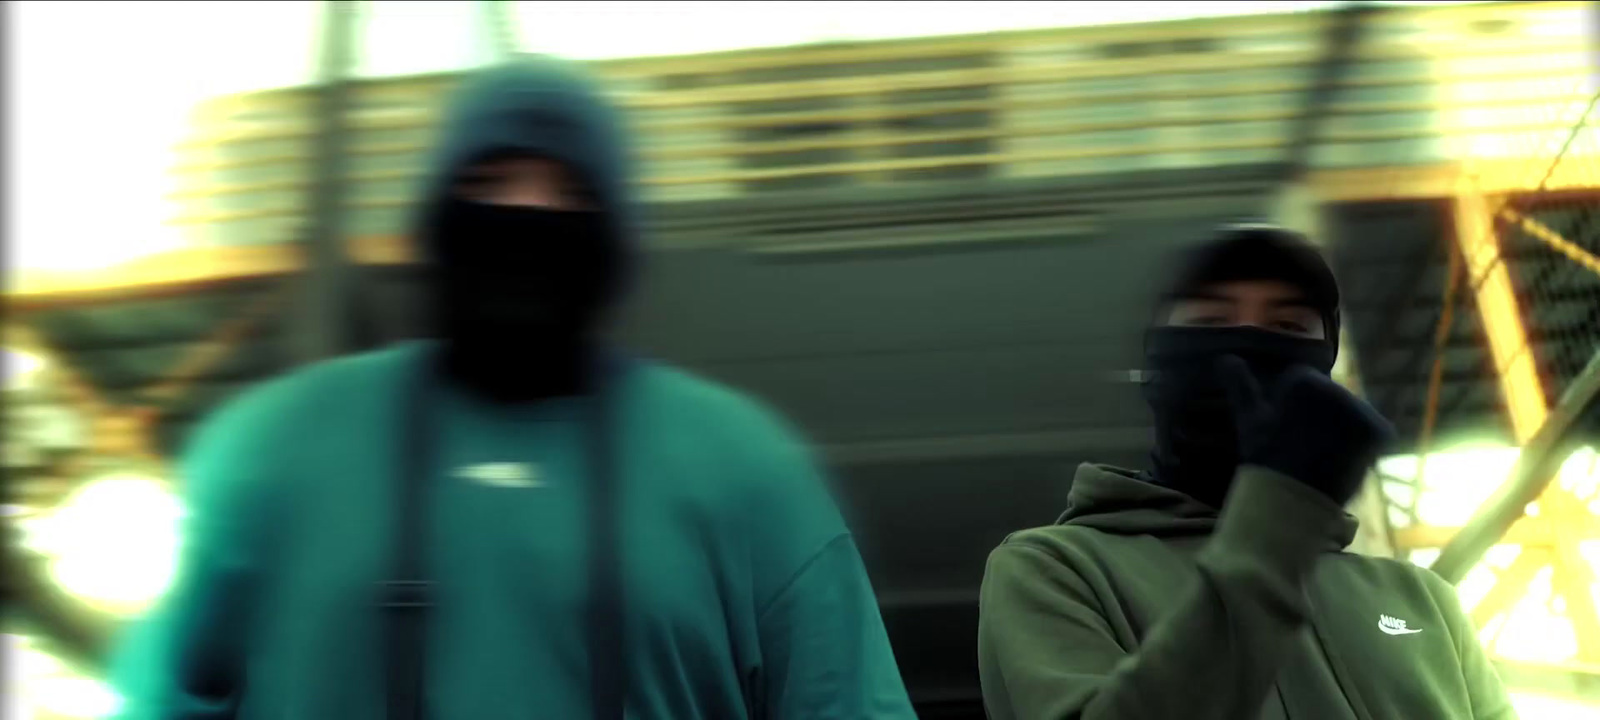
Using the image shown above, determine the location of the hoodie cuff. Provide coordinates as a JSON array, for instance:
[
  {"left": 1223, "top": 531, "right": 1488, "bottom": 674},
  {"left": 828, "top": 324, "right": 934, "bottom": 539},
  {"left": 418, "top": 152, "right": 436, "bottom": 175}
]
[{"left": 1207, "top": 465, "right": 1348, "bottom": 580}]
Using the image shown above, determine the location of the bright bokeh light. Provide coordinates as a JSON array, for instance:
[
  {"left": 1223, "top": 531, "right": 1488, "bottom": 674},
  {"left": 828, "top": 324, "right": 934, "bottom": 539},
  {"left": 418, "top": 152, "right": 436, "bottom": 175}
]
[
  {"left": 20, "top": 474, "right": 184, "bottom": 616},
  {"left": 1378, "top": 444, "right": 1526, "bottom": 527},
  {"left": 4, "top": 635, "right": 123, "bottom": 720},
  {"left": 4, "top": 349, "right": 48, "bottom": 390},
  {"left": 1509, "top": 690, "right": 1600, "bottom": 720},
  {"left": 1487, "top": 563, "right": 1583, "bottom": 664},
  {"left": 4, "top": 635, "right": 29, "bottom": 720},
  {"left": 1381, "top": 444, "right": 1600, "bottom": 667}
]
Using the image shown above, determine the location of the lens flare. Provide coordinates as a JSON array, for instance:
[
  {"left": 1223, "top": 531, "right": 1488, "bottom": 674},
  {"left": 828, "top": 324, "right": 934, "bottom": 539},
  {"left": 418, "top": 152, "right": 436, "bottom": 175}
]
[{"left": 22, "top": 474, "right": 183, "bottom": 615}]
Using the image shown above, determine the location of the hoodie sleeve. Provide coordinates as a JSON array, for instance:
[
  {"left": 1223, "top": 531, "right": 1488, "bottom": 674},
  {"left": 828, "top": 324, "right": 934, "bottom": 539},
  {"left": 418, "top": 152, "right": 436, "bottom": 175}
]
[
  {"left": 732, "top": 405, "right": 915, "bottom": 720},
  {"left": 111, "top": 381, "right": 294, "bottom": 720},
  {"left": 755, "top": 534, "right": 916, "bottom": 720},
  {"left": 1417, "top": 568, "right": 1516, "bottom": 719},
  {"left": 977, "top": 465, "right": 1347, "bottom": 720}
]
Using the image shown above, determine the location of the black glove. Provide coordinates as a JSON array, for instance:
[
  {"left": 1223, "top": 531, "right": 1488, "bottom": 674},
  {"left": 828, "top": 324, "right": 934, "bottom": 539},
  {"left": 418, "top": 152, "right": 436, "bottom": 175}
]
[{"left": 1216, "top": 355, "right": 1396, "bottom": 506}]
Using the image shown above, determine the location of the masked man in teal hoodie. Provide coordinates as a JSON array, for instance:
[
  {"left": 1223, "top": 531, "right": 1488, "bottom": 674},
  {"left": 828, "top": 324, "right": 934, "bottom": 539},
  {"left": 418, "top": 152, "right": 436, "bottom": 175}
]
[
  {"left": 978, "top": 225, "right": 1516, "bottom": 719},
  {"left": 112, "top": 56, "right": 914, "bottom": 720}
]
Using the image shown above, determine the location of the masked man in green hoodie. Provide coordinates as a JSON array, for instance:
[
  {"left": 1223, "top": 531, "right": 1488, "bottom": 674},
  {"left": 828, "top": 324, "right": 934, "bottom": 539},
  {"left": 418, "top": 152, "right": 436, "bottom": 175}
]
[
  {"left": 977, "top": 225, "right": 1516, "bottom": 720},
  {"left": 111, "top": 56, "right": 915, "bottom": 720}
]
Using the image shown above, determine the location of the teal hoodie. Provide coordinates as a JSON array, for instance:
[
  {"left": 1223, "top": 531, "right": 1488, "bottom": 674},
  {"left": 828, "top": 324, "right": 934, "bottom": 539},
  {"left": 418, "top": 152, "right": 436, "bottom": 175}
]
[
  {"left": 978, "top": 464, "right": 1516, "bottom": 720},
  {"left": 111, "top": 57, "right": 914, "bottom": 720}
]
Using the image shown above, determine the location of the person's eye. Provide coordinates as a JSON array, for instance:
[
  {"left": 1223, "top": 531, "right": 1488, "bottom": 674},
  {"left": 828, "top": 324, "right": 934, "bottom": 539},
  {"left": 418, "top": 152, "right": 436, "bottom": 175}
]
[
  {"left": 1273, "top": 320, "right": 1311, "bottom": 334},
  {"left": 1186, "top": 316, "right": 1230, "bottom": 326}
]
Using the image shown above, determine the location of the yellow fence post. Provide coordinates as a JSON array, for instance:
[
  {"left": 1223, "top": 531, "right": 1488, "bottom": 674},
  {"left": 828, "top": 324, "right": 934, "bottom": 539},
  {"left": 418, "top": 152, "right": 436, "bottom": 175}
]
[{"left": 1451, "top": 174, "right": 1600, "bottom": 665}]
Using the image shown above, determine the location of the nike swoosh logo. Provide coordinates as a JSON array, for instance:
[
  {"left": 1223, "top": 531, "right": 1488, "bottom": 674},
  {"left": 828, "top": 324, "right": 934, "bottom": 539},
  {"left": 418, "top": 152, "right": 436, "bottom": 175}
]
[
  {"left": 1378, "top": 615, "right": 1424, "bottom": 635},
  {"left": 1378, "top": 624, "right": 1423, "bottom": 635}
]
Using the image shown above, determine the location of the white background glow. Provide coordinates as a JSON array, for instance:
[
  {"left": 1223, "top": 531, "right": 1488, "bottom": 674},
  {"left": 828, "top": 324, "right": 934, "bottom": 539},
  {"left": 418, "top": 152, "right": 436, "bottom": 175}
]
[
  {"left": 4, "top": 635, "right": 122, "bottom": 719},
  {"left": 20, "top": 474, "right": 184, "bottom": 616}
]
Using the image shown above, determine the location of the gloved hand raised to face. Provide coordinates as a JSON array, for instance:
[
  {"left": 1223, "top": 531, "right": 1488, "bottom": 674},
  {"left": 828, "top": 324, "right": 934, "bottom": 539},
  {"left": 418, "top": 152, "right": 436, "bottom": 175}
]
[{"left": 1216, "top": 355, "right": 1396, "bottom": 506}]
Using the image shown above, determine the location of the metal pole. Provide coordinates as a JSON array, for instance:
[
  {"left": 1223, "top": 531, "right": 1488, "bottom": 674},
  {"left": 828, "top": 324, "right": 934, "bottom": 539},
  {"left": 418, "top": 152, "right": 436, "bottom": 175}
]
[
  {"left": 295, "top": 0, "right": 363, "bottom": 363},
  {"left": 1280, "top": 2, "right": 1377, "bottom": 184},
  {"left": 1431, "top": 350, "right": 1600, "bottom": 584},
  {"left": 478, "top": 0, "right": 521, "bottom": 63}
]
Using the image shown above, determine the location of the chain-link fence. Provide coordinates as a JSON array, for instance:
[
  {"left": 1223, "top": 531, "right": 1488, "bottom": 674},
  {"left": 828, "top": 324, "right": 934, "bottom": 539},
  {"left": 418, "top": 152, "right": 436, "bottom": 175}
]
[
  {"left": 1502, "top": 180, "right": 1600, "bottom": 407},
  {"left": 1404, "top": 86, "right": 1600, "bottom": 668},
  {"left": 1409, "top": 89, "right": 1600, "bottom": 455}
]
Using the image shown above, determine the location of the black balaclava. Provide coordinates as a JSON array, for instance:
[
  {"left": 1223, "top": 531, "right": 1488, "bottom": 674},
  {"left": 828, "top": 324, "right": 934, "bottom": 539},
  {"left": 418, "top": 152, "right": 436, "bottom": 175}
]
[
  {"left": 1141, "top": 225, "right": 1342, "bottom": 509},
  {"left": 416, "top": 57, "right": 640, "bottom": 404},
  {"left": 427, "top": 192, "right": 622, "bottom": 402}
]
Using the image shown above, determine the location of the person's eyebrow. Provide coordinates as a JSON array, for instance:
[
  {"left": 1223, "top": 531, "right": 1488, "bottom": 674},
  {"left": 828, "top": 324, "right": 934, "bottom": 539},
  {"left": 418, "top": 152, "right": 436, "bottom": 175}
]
[
  {"left": 1267, "top": 297, "right": 1318, "bottom": 310},
  {"left": 1180, "top": 291, "right": 1235, "bottom": 303}
]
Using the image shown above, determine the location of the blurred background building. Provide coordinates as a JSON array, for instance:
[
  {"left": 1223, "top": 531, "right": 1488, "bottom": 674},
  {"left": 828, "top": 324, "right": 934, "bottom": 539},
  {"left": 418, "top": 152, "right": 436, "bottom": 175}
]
[{"left": 5, "top": 1, "right": 1599, "bottom": 718}]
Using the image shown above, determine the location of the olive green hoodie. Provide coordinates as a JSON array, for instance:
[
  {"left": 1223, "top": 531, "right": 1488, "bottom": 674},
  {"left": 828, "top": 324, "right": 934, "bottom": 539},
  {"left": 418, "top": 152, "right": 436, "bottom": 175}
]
[{"left": 978, "top": 463, "right": 1515, "bottom": 720}]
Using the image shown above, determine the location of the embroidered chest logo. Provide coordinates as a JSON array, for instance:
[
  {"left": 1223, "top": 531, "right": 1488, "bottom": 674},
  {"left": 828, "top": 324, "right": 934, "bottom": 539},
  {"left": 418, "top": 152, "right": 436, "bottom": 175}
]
[{"left": 1378, "top": 614, "right": 1423, "bottom": 636}]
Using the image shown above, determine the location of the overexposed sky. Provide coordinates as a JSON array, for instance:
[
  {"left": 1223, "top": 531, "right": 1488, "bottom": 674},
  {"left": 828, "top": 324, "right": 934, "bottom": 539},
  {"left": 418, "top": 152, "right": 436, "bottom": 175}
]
[{"left": 5, "top": 1, "right": 1470, "bottom": 279}]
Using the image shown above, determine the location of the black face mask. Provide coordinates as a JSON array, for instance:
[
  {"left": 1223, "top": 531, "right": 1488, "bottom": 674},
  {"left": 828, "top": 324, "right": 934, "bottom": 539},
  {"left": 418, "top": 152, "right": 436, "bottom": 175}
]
[
  {"left": 426, "top": 198, "right": 621, "bottom": 401},
  {"left": 1142, "top": 325, "right": 1337, "bottom": 509}
]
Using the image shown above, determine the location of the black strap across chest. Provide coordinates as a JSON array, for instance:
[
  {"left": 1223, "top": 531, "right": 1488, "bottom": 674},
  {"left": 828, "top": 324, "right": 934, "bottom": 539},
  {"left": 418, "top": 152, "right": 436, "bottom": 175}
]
[{"left": 382, "top": 350, "right": 627, "bottom": 720}]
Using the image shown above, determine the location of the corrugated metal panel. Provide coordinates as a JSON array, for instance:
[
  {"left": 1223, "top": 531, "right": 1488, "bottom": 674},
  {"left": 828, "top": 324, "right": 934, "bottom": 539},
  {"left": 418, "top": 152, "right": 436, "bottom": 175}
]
[
  {"left": 166, "top": 1, "right": 1597, "bottom": 249},
  {"left": 1326, "top": 197, "right": 1558, "bottom": 451}
]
